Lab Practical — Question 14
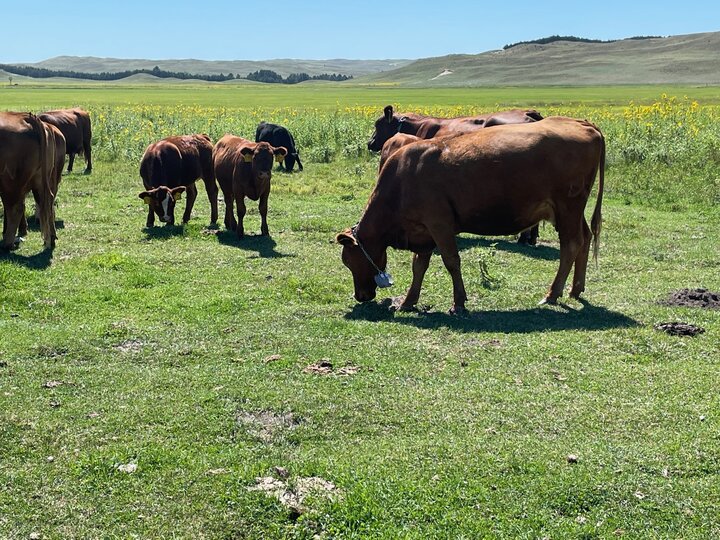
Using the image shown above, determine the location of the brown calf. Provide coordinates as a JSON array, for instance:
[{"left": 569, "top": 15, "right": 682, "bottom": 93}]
[
  {"left": 212, "top": 135, "right": 287, "bottom": 239},
  {"left": 138, "top": 134, "right": 218, "bottom": 227}
]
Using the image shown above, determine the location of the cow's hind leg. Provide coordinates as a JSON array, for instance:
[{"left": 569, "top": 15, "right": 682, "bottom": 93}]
[
  {"left": 398, "top": 250, "right": 432, "bottom": 311},
  {"left": 219, "top": 186, "right": 236, "bottom": 231},
  {"left": 36, "top": 184, "right": 57, "bottom": 250},
  {"left": 569, "top": 218, "right": 592, "bottom": 299},
  {"left": 542, "top": 215, "right": 584, "bottom": 305},
  {"left": 183, "top": 183, "right": 198, "bottom": 224},
  {"left": 203, "top": 177, "right": 219, "bottom": 225},
  {"left": 2, "top": 199, "right": 25, "bottom": 250},
  {"left": 83, "top": 140, "right": 92, "bottom": 174},
  {"left": 426, "top": 224, "right": 467, "bottom": 314},
  {"left": 67, "top": 153, "right": 75, "bottom": 173}
]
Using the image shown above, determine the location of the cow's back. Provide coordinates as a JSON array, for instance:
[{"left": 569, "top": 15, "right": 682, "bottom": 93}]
[
  {"left": 140, "top": 140, "right": 183, "bottom": 189},
  {"left": 255, "top": 123, "right": 295, "bottom": 152},
  {"left": 213, "top": 134, "right": 248, "bottom": 183},
  {"left": 39, "top": 109, "right": 83, "bottom": 152},
  {"left": 387, "top": 117, "right": 603, "bottom": 235}
]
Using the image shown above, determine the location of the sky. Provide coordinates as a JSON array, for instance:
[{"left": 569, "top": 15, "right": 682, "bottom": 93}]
[{"left": 1, "top": 0, "right": 719, "bottom": 63}]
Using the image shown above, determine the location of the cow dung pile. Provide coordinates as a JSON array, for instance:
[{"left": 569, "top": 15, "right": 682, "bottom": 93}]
[
  {"left": 661, "top": 288, "right": 720, "bottom": 310},
  {"left": 654, "top": 322, "right": 706, "bottom": 337}
]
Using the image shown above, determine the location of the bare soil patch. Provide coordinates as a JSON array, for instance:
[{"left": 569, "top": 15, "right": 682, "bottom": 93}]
[
  {"left": 654, "top": 322, "right": 706, "bottom": 337},
  {"left": 661, "top": 288, "right": 720, "bottom": 310}
]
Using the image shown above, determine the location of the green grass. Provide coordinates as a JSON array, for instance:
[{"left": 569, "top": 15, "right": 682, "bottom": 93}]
[
  {"left": 5, "top": 81, "right": 720, "bottom": 109},
  {"left": 2, "top": 85, "right": 720, "bottom": 539}
]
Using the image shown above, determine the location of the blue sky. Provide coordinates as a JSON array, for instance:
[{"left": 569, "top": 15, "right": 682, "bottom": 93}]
[{"left": 2, "top": 0, "right": 718, "bottom": 62}]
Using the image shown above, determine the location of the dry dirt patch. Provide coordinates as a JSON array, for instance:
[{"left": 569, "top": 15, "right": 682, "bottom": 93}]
[
  {"left": 236, "top": 410, "right": 301, "bottom": 443},
  {"left": 248, "top": 474, "right": 341, "bottom": 515}
]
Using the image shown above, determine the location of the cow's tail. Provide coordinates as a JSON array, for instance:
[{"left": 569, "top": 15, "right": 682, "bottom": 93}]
[
  {"left": 26, "top": 113, "right": 50, "bottom": 196},
  {"left": 590, "top": 131, "right": 605, "bottom": 265}
]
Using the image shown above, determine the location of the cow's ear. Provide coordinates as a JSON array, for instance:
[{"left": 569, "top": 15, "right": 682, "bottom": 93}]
[
  {"left": 241, "top": 147, "right": 254, "bottom": 163},
  {"left": 172, "top": 186, "right": 186, "bottom": 201},
  {"left": 273, "top": 146, "right": 288, "bottom": 162},
  {"left": 139, "top": 191, "right": 152, "bottom": 204},
  {"left": 335, "top": 229, "right": 358, "bottom": 246},
  {"left": 384, "top": 105, "right": 394, "bottom": 123}
]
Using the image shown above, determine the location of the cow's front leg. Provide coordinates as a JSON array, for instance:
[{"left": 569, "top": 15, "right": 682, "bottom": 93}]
[
  {"left": 67, "top": 153, "right": 75, "bottom": 173},
  {"left": 259, "top": 191, "right": 269, "bottom": 236},
  {"left": 183, "top": 183, "right": 198, "bottom": 224},
  {"left": 235, "top": 195, "right": 246, "bottom": 239},
  {"left": 397, "top": 250, "right": 432, "bottom": 311},
  {"left": 146, "top": 205, "right": 155, "bottom": 228}
]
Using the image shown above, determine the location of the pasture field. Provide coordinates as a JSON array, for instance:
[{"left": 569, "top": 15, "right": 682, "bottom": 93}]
[{"left": 1, "top": 84, "right": 720, "bottom": 539}]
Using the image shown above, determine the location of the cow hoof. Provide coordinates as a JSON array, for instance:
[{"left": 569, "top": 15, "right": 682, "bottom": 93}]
[
  {"left": 390, "top": 297, "right": 415, "bottom": 312},
  {"left": 83, "top": 169, "right": 92, "bottom": 175},
  {"left": 449, "top": 305, "right": 468, "bottom": 316},
  {"left": 539, "top": 296, "right": 558, "bottom": 306}
]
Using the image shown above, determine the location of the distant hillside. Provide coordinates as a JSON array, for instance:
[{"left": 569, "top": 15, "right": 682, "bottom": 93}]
[
  {"left": 22, "top": 56, "right": 412, "bottom": 78},
  {"left": 360, "top": 32, "right": 720, "bottom": 86}
]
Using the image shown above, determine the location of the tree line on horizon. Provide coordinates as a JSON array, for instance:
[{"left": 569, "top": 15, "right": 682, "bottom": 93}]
[
  {"left": 0, "top": 64, "right": 353, "bottom": 84},
  {"left": 503, "top": 35, "right": 664, "bottom": 50}
]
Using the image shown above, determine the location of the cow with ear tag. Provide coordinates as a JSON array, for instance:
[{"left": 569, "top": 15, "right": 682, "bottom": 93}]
[
  {"left": 212, "top": 135, "right": 287, "bottom": 239},
  {"left": 138, "top": 186, "right": 186, "bottom": 227},
  {"left": 138, "top": 134, "right": 218, "bottom": 228}
]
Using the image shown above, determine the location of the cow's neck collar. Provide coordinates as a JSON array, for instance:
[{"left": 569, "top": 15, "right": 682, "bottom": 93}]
[{"left": 351, "top": 225, "right": 384, "bottom": 274}]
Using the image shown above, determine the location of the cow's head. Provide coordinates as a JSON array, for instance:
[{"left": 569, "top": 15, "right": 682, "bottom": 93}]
[
  {"left": 283, "top": 152, "right": 302, "bottom": 172},
  {"left": 139, "top": 186, "right": 186, "bottom": 225},
  {"left": 336, "top": 228, "right": 389, "bottom": 302},
  {"left": 367, "top": 105, "right": 401, "bottom": 152},
  {"left": 241, "top": 142, "right": 287, "bottom": 181}
]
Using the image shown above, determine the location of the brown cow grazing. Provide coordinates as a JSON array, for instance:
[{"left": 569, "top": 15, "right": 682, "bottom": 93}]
[
  {"left": 0, "top": 112, "right": 57, "bottom": 250},
  {"left": 370, "top": 105, "right": 544, "bottom": 245},
  {"left": 212, "top": 135, "right": 287, "bottom": 239},
  {"left": 138, "top": 134, "right": 218, "bottom": 227},
  {"left": 39, "top": 108, "right": 92, "bottom": 174},
  {"left": 19, "top": 123, "right": 66, "bottom": 237},
  {"left": 367, "top": 105, "right": 543, "bottom": 152},
  {"left": 338, "top": 117, "right": 605, "bottom": 313}
]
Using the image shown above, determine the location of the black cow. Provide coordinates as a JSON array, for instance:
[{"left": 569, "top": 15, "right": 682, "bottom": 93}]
[{"left": 255, "top": 122, "right": 303, "bottom": 172}]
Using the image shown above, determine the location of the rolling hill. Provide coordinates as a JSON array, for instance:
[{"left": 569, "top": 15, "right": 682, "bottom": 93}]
[
  {"left": 359, "top": 31, "right": 720, "bottom": 86},
  {"left": 5, "top": 31, "right": 720, "bottom": 87},
  {"left": 21, "top": 56, "right": 412, "bottom": 78}
]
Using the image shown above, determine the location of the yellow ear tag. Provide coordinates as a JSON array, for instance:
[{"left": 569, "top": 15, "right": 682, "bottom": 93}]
[
  {"left": 243, "top": 153, "right": 253, "bottom": 163},
  {"left": 143, "top": 196, "right": 152, "bottom": 205},
  {"left": 173, "top": 192, "right": 182, "bottom": 201},
  {"left": 275, "top": 154, "right": 284, "bottom": 163}
]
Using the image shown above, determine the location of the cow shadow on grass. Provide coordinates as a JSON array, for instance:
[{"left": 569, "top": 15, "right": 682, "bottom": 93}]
[
  {"left": 0, "top": 248, "right": 54, "bottom": 270},
  {"left": 215, "top": 230, "right": 294, "bottom": 259},
  {"left": 142, "top": 225, "right": 187, "bottom": 240},
  {"left": 24, "top": 216, "right": 66, "bottom": 231},
  {"left": 457, "top": 236, "right": 560, "bottom": 261},
  {"left": 345, "top": 298, "right": 638, "bottom": 334}
]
